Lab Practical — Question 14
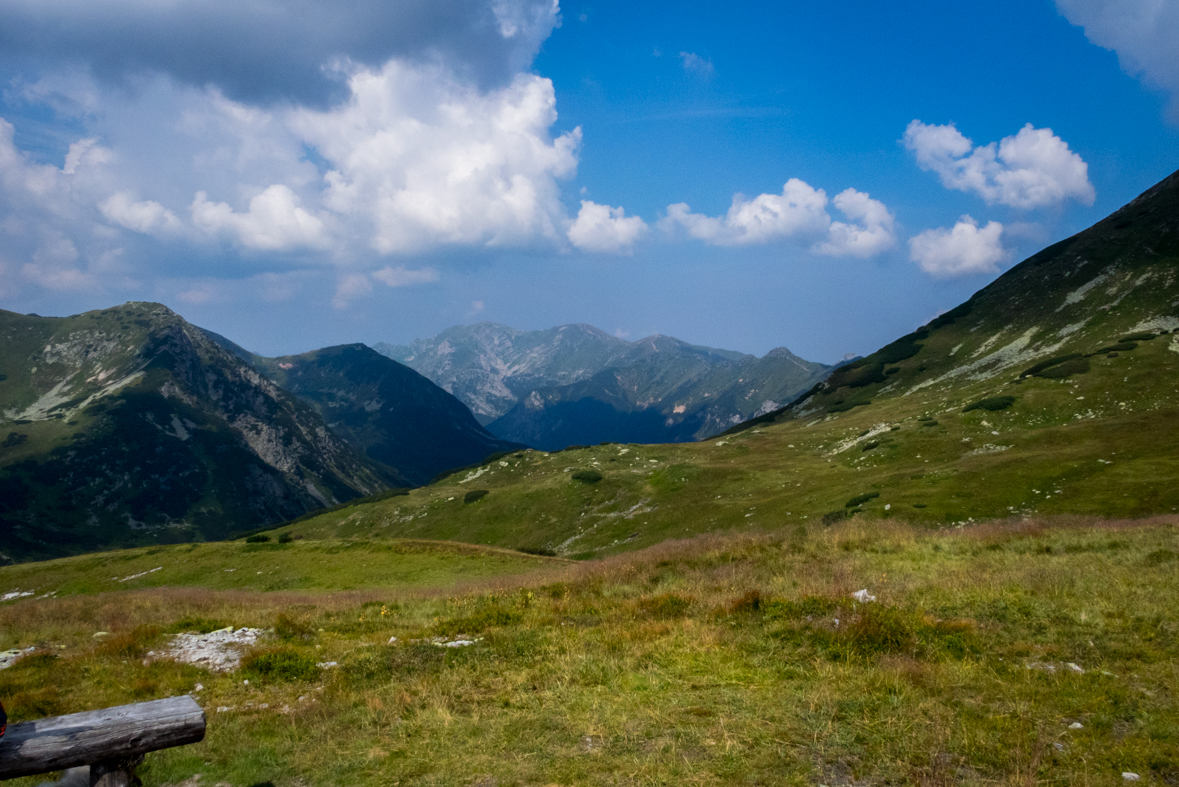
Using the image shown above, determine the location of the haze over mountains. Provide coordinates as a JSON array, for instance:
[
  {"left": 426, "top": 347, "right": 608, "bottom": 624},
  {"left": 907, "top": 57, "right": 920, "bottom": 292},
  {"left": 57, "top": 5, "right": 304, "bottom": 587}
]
[{"left": 376, "top": 325, "right": 830, "bottom": 450}]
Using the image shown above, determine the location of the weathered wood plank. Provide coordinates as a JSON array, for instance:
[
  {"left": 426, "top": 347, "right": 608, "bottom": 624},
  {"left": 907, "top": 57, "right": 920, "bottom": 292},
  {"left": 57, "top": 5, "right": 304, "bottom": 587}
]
[{"left": 0, "top": 696, "right": 205, "bottom": 779}]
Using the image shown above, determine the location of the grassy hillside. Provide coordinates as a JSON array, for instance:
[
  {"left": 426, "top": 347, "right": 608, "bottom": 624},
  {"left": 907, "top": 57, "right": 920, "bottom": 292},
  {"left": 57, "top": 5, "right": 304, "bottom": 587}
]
[{"left": 2, "top": 518, "right": 1177, "bottom": 785}]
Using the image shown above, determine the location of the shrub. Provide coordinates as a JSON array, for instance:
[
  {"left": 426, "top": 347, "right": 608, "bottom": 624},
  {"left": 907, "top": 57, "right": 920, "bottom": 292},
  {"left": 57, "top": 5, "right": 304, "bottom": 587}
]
[
  {"left": 517, "top": 546, "right": 557, "bottom": 557},
  {"left": 927, "top": 301, "right": 972, "bottom": 330},
  {"left": 1120, "top": 332, "right": 1156, "bottom": 342},
  {"left": 962, "top": 395, "right": 1016, "bottom": 413},
  {"left": 840, "top": 605, "right": 917, "bottom": 658},
  {"left": 912, "top": 503, "right": 927, "bottom": 508},
  {"left": 464, "top": 489, "right": 489, "bottom": 504},
  {"left": 637, "top": 593, "right": 693, "bottom": 619},
  {"left": 571, "top": 469, "right": 603, "bottom": 484},
  {"left": 876, "top": 331, "right": 927, "bottom": 364},
  {"left": 277, "top": 532, "right": 294, "bottom": 544},
  {"left": 1144, "top": 549, "right": 1176, "bottom": 566},
  {"left": 245, "top": 534, "right": 270, "bottom": 543},
  {"left": 168, "top": 617, "right": 228, "bottom": 634},
  {"left": 822, "top": 509, "right": 850, "bottom": 526},
  {"left": 920, "top": 420, "right": 939, "bottom": 428},
  {"left": 829, "top": 400, "right": 871, "bottom": 413},
  {"left": 1096, "top": 342, "right": 1137, "bottom": 353},
  {"left": 1019, "top": 354, "right": 1083, "bottom": 378},
  {"left": 833, "top": 363, "right": 887, "bottom": 388},
  {"left": 861, "top": 441, "right": 880, "bottom": 452},
  {"left": 845, "top": 492, "right": 880, "bottom": 508},
  {"left": 242, "top": 647, "right": 320, "bottom": 682},
  {"left": 884, "top": 367, "right": 901, "bottom": 375},
  {"left": 1036, "top": 357, "right": 1090, "bottom": 379}
]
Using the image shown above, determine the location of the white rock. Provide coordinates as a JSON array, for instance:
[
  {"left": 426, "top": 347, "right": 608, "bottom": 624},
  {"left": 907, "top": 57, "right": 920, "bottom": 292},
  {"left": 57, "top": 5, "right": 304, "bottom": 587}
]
[
  {"left": 1069, "top": 722, "right": 1083, "bottom": 729},
  {"left": 851, "top": 589, "right": 877, "bottom": 603},
  {"left": 387, "top": 636, "right": 398, "bottom": 645},
  {"left": 1123, "top": 773, "right": 1140, "bottom": 781},
  {"left": 316, "top": 661, "right": 338, "bottom": 668},
  {"left": 1065, "top": 662, "right": 1084, "bottom": 674}
]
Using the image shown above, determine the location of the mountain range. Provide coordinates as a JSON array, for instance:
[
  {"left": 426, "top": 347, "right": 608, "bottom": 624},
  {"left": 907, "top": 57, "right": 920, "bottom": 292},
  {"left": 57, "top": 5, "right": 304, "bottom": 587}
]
[{"left": 376, "top": 325, "right": 830, "bottom": 450}]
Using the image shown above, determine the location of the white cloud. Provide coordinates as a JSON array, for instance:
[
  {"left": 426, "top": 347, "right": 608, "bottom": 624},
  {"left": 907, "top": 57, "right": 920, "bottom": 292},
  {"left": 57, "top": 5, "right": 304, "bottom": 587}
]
[
  {"left": 680, "top": 52, "right": 715, "bottom": 77},
  {"left": 567, "top": 200, "right": 648, "bottom": 254},
  {"left": 662, "top": 179, "right": 895, "bottom": 256},
  {"left": 813, "top": 188, "right": 895, "bottom": 258},
  {"left": 909, "top": 216, "right": 1008, "bottom": 277},
  {"left": 903, "top": 120, "right": 1095, "bottom": 209},
  {"left": 663, "top": 179, "right": 830, "bottom": 246},
  {"left": 191, "top": 185, "right": 328, "bottom": 251},
  {"left": 1055, "top": 0, "right": 1179, "bottom": 119},
  {"left": 292, "top": 62, "right": 581, "bottom": 254},
  {"left": 371, "top": 266, "right": 440, "bottom": 287},
  {"left": 100, "top": 192, "right": 181, "bottom": 236}
]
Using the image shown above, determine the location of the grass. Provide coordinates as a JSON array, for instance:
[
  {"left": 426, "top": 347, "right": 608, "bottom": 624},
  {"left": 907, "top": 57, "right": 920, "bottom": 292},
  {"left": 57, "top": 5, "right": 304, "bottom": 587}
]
[
  {"left": 0, "top": 539, "right": 559, "bottom": 597},
  {"left": 2, "top": 517, "right": 1178, "bottom": 785}
]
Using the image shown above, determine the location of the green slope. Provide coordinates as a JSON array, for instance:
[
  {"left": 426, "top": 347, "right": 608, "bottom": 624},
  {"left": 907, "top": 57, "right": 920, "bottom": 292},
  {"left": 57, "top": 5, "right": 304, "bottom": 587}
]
[{"left": 279, "top": 168, "right": 1179, "bottom": 556}]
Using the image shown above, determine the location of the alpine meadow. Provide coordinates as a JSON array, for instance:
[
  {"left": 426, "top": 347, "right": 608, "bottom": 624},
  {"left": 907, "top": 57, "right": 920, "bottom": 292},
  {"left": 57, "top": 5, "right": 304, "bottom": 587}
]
[{"left": 3, "top": 1, "right": 1179, "bottom": 786}]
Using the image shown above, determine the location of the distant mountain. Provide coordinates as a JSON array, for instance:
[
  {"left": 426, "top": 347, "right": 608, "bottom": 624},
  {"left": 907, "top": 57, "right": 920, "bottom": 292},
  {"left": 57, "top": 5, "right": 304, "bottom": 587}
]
[
  {"left": 251, "top": 344, "right": 520, "bottom": 485},
  {"left": 0, "top": 303, "right": 402, "bottom": 562},
  {"left": 377, "top": 324, "right": 829, "bottom": 450},
  {"left": 745, "top": 166, "right": 1179, "bottom": 430}
]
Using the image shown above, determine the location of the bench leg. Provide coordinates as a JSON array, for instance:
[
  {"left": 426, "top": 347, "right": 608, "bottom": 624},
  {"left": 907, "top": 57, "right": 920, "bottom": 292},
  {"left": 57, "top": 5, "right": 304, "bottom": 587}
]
[{"left": 89, "top": 755, "right": 144, "bottom": 787}]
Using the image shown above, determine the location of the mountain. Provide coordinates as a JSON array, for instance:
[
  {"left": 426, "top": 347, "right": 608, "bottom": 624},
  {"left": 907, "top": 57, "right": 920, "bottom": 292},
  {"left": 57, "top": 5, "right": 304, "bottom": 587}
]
[
  {"left": 251, "top": 344, "right": 520, "bottom": 485},
  {"left": 748, "top": 166, "right": 1179, "bottom": 429},
  {"left": 374, "top": 323, "right": 637, "bottom": 424},
  {"left": 284, "top": 167, "right": 1179, "bottom": 558},
  {"left": 0, "top": 302, "right": 403, "bottom": 562},
  {"left": 376, "top": 324, "right": 829, "bottom": 449}
]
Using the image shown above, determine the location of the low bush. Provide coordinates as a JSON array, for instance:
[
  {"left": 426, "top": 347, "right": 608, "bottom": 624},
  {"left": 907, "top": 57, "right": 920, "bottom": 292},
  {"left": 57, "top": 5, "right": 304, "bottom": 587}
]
[
  {"left": 885, "top": 367, "right": 901, "bottom": 375},
  {"left": 920, "top": 420, "right": 939, "bottom": 428},
  {"left": 962, "top": 395, "right": 1016, "bottom": 413},
  {"left": 845, "top": 492, "right": 880, "bottom": 508},
  {"left": 275, "top": 613, "right": 315, "bottom": 642},
  {"left": 245, "top": 534, "right": 270, "bottom": 543},
  {"left": 822, "top": 509, "right": 850, "bottom": 526},
  {"left": 1036, "top": 357, "right": 1090, "bottom": 379},
  {"left": 168, "top": 617, "right": 229, "bottom": 634},
  {"left": 1096, "top": 342, "right": 1137, "bottom": 353},
  {"left": 242, "top": 647, "right": 320, "bottom": 682},
  {"left": 1120, "top": 332, "right": 1156, "bottom": 342},
  {"left": 464, "top": 489, "right": 489, "bottom": 504},
  {"left": 571, "top": 469, "right": 603, "bottom": 484},
  {"left": 517, "top": 546, "right": 557, "bottom": 557},
  {"left": 861, "top": 441, "right": 880, "bottom": 452},
  {"left": 1019, "top": 354, "right": 1083, "bottom": 378},
  {"left": 728, "top": 589, "right": 767, "bottom": 615},
  {"left": 277, "top": 532, "right": 294, "bottom": 544},
  {"left": 912, "top": 503, "right": 927, "bottom": 508},
  {"left": 829, "top": 400, "right": 871, "bottom": 413}
]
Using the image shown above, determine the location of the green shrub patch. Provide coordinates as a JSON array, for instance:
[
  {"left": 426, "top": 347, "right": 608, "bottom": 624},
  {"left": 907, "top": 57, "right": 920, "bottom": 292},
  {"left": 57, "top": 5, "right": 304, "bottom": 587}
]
[
  {"left": 245, "top": 534, "right": 270, "bottom": 543},
  {"left": 571, "top": 469, "right": 603, "bottom": 484},
  {"left": 1120, "top": 332, "right": 1156, "bottom": 342},
  {"left": 1036, "top": 357, "right": 1090, "bottom": 379},
  {"left": 962, "top": 395, "right": 1016, "bottom": 413},
  {"left": 845, "top": 492, "right": 880, "bottom": 508},
  {"left": 464, "top": 490, "right": 490, "bottom": 504},
  {"left": 242, "top": 647, "right": 320, "bottom": 682}
]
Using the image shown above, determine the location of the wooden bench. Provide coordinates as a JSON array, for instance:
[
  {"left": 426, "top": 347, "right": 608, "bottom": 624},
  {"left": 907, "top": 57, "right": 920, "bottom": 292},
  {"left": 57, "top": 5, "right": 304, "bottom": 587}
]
[{"left": 0, "top": 696, "right": 205, "bottom": 786}]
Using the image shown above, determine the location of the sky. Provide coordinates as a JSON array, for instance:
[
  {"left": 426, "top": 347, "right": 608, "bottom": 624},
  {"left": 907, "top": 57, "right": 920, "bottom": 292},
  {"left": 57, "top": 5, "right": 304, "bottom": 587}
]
[{"left": 0, "top": 0, "right": 1178, "bottom": 363}]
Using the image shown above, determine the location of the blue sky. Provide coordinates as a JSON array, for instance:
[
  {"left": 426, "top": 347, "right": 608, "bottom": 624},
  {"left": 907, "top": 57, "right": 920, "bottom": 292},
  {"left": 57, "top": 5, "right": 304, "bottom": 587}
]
[{"left": 0, "top": 0, "right": 1177, "bottom": 362}]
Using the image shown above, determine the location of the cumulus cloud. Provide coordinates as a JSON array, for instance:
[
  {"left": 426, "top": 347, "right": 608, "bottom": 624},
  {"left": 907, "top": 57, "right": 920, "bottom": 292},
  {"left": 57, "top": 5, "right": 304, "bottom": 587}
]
[
  {"left": 903, "top": 121, "right": 1095, "bottom": 209},
  {"left": 909, "top": 216, "right": 1008, "bottom": 277},
  {"left": 662, "top": 179, "right": 895, "bottom": 256},
  {"left": 1055, "top": 0, "right": 1179, "bottom": 119},
  {"left": 680, "top": 52, "right": 715, "bottom": 77},
  {"left": 813, "top": 189, "right": 895, "bottom": 258},
  {"left": 567, "top": 200, "right": 648, "bottom": 254},
  {"left": 100, "top": 192, "right": 181, "bottom": 236},
  {"left": 0, "top": 0, "right": 560, "bottom": 107},
  {"left": 331, "top": 273, "right": 373, "bottom": 310},
  {"left": 293, "top": 62, "right": 581, "bottom": 254},
  {"left": 191, "top": 185, "right": 328, "bottom": 251}
]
